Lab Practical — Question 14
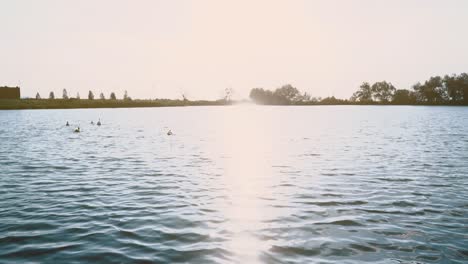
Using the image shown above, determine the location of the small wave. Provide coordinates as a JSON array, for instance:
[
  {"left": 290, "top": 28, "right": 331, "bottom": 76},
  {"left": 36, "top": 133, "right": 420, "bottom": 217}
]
[
  {"left": 1, "top": 243, "right": 80, "bottom": 259},
  {"left": 376, "top": 177, "right": 413, "bottom": 182},
  {"left": 314, "top": 200, "right": 368, "bottom": 207},
  {"left": 270, "top": 245, "right": 321, "bottom": 257},
  {"left": 315, "top": 220, "right": 363, "bottom": 226},
  {"left": 359, "top": 209, "right": 425, "bottom": 216},
  {"left": 349, "top": 243, "right": 376, "bottom": 252},
  {"left": 390, "top": 201, "right": 416, "bottom": 207},
  {"left": 302, "top": 153, "right": 320, "bottom": 157}
]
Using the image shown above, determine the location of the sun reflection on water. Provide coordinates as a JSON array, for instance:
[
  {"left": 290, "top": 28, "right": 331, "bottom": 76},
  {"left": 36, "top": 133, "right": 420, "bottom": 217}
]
[{"left": 218, "top": 105, "right": 278, "bottom": 262}]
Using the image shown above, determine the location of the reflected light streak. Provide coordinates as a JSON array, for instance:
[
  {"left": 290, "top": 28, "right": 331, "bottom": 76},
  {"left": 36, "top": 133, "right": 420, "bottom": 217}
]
[{"left": 219, "top": 105, "right": 277, "bottom": 263}]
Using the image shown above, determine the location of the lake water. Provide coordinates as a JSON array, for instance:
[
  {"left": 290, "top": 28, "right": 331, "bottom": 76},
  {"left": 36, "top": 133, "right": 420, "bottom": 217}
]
[{"left": 1, "top": 106, "right": 467, "bottom": 263}]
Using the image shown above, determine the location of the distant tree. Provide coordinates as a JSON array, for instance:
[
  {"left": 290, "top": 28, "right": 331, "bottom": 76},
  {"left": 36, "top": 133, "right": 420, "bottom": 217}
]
[
  {"left": 76, "top": 92, "right": 80, "bottom": 99},
  {"left": 49, "top": 91, "right": 55, "bottom": 99},
  {"left": 110, "top": 92, "right": 116, "bottom": 100},
  {"left": 181, "top": 92, "right": 187, "bottom": 102},
  {"left": 413, "top": 76, "right": 447, "bottom": 103},
  {"left": 223, "top": 87, "right": 233, "bottom": 102},
  {"left": 35, "top": 92, "right": 41, "bottom": 99},
  {"left": 250, "top": 88, "right": 264, "bottom": 103},
  {"left": 350, "top": 82, "right": 373, "bottom": 103},
  {"left": 62, "top": 89, "right": 68, "bottom": 99},
  {"left": 310, "top": 97, "right": 322, "bottom": 103},
  {"left": 371, "top": 81, "right": 396, "bottom": 103},
  {"left": 459, "top": 73, "right": 468, "bottom": 104},
  {"left": 88, "top": 90, "right": 94, "bottom": 100},
  {"left": 444, "top": 74, "right": 461, "bottom": 102},
  {"left": 443, "top": 73, "right": 468, "bottom": 103},
  {"left": 274, "top": 84, "right": 301, "bottom": 104},
  {"left": 249, "top": 85, "right": 308, "bottom": 105},
  {"left": 411, "top": 82, "right": 424, "bottom": 102},
  {"left": 300, "top": 92, "right": 311, "bottom": 102},
  {"left": 250, "top": 88, "right": 277, "bottom": 104},
  {"left": 429, "top": 76, "right": 448, "bottom": 102},
  {"left": 99, "top": 92, "right": 105, "bottom": 100},
  {"left": 320, "top": 96, "right": 346, "bottom": 105},
  {"left": 392, "top": 89, "right": 417, "bottom": 105},
  {"left": 124, "top": 90, "right": 131, "bottom": 100}
]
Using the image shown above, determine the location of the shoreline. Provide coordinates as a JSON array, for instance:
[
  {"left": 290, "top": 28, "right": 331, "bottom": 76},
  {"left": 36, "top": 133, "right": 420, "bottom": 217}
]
[
  {"left": 0, "top": 99, "right": 227, "bottom": 110},
  {"left": 1, "top": 99, "right": 468, "bottom": 110}
]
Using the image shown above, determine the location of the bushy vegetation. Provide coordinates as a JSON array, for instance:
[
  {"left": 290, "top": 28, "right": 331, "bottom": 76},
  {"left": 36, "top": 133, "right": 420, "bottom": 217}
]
[
  {"left": 249, "top": 73, "right": 468, "bottom": 105},
  {"left": 250, "top": 84, "right": 311, "bottom": 105},
  {"left": 351, "top": 73, "right": 468, "bottom": 105},
  {"left": 249, "top": 84, "right": 347, "bottom": 105}
]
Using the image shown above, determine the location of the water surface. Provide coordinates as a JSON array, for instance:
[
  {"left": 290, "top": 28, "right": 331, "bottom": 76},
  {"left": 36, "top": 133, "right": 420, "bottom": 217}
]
[{"left": 1, "top": 106, "right": 467, "bottom": 263}]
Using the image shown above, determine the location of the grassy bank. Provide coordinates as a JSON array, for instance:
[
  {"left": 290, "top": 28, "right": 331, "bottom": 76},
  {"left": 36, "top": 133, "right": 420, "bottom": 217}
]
[
  {"left": 2, "top": 98, "right": 467, "bottom": 110},
  {"left": 0, "top": 99, "right": 227, "bottom": 110}
]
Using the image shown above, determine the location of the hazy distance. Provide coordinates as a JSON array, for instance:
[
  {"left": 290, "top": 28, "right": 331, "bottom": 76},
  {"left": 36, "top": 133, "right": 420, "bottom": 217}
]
[{"left": 1, "top": 0, "right": 468, "bottom": 100}]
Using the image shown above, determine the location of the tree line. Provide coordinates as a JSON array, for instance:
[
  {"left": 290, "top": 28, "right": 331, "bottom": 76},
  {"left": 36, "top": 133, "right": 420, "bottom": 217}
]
[
  {"left": 31, "top": 72, "right": 468, "bottom": 105},
  {"left": 249, "top": 73, "right": 468, "bottom": 105},
  {"left": 35, "top": 90, "right": 132, "bottom": 101},
  {"left": 351, "top": 73, "right": 468, "bottom": 104},
  {"left": 250, "top": 84, "right": 312, "bottom": 105},
  {"left": 250, "top": 84, "right": 348, "bottom": 105}
]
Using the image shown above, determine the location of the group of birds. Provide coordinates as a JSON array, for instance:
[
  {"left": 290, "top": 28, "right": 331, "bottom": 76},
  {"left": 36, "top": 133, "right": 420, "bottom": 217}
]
[
  {"left": 66, "top": 119, "right": 101, "bottom": 133},
  {"left": 65, "top": 119, "right": 174, "bottom": 135}
]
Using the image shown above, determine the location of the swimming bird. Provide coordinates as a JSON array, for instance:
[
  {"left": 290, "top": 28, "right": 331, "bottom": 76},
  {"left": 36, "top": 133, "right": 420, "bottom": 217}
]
[
  {"left": 167, "top": 130, "right": 173, "bottom": 136},
  {"left": 66, "top": 121, "right": 70, "bottom": 126},
  {"left": 97, "top": 119, "right": 101, "bottom": 126},
  {"left": 74, "top": 126, "right": 80, "bottom": 133}
]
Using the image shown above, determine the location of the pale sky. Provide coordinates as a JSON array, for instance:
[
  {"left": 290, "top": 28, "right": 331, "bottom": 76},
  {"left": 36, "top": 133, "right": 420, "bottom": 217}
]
[{"left": 1, "top": 0, "right": 468, "bottom": 100}]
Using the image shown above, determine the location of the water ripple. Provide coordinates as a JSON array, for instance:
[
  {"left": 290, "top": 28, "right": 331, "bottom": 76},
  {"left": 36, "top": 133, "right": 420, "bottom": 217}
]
[{"left": 1, "top": 106, "right": 468, "bottom": 263}]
